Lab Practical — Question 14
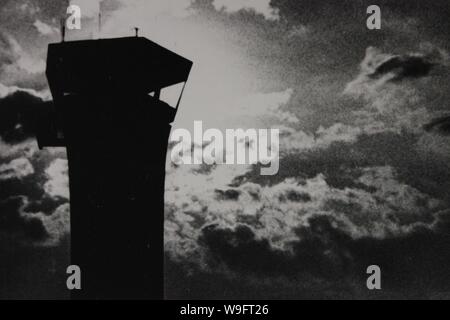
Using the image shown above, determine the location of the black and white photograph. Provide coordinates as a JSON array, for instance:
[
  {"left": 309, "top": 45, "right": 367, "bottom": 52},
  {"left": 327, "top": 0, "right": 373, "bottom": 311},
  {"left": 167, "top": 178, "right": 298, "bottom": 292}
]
[{"left": 0, "top": 0, "right": 450, "bottom": 304}]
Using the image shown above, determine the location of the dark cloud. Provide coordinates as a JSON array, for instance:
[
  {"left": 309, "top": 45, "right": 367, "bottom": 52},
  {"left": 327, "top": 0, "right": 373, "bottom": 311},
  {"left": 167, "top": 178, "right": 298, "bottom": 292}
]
[
  {"left": 279, "top": 189, "right": 311, "bottom": 202},
  {"left": 0, "top": 90, "right": 49, "bottom": 143},
  {"left": 0, "top": 196, "right": 48, "bottom": 241},
  {"left": 424, "top": 116, "right": 450, "bottom": 135},
  {"left": 0, "top": 89, "right": 69, "bottom": 248},
  {"left": 0, "top": 155, "right": 69, "bottom": 246},
  {"left": 368, "top": 55, "right": 434, "bottom": 81},
  {"left": 272, "top": 0, "right": 450, "bottom": 28},
  {"left": 0, "top": 183, "right": 69, "bottom": 298},
  {"left": 199, "top": 224, "right": 294, "bottom": 276},
  {"left": 214, "top": 188, "right": 241, "bottom": 201},
  {"left": 167, "top": 210, "right": 450, "bottom": 299}
]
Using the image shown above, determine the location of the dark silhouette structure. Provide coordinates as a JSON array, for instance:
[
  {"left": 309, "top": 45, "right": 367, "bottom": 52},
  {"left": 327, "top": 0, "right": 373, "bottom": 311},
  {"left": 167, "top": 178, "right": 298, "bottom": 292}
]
[{"left": 37, "top": 37, "right": 192, "bottom": 299}]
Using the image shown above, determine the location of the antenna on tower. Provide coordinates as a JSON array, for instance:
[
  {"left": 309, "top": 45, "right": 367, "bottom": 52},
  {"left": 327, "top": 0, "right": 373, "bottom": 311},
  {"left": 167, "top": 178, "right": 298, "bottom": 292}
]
[
  {"left": 134, "top": 27, "right": 139, "bottom": 37},
  {"left": 98, "top": 12, "right": 102, "bottom": 37},
  {"left": 60, "top": 17, "right": 66, "bottom": 42}
]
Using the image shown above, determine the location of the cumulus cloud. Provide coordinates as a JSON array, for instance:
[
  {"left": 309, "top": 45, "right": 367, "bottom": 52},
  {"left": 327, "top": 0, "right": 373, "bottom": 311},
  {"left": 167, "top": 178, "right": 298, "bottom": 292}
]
[
  {"left": 276, "top": 118, "right": 397, "bottom": 155},
  {"left": 336, "top": 45, "right": 450, "bottom": 188},
  {"left": 0, "top": 83, "right": 50, "bottom": 100},
  {"left": 0, "top": 138, "right": 37, "bottom": 159},
  {"left": 0, "top": 83, "right": 69, "bottom": 249},
  {"left": 364, "top": 49, "right": 434, "bottom": 82},
  {"left": 44, "top": 159, "right": 69, "bottom": 199},
  {"left": 163, "top": 39, "right": 450, "bottom": 297},
  {"left": 0, "top": 196, "right": 48, "bottom": 242},
  {"left": 345, "top": 46, "right": 449, "bottom": 94},
  {"left": 162, "top": 34, "right": 450, "bottom": 294},
  {"left": 0, "top": 155, "right": 70, "bottom": 247},
  {"left": 0, "top": 158, "right": 34, "bottom": 181},
  {"left": 22, "top": 203, "right": 70, "bottom": 246},
  {"left": 0, "top": 195, "right": 70, "bottom": 246},
  {"left": 343, "top": 46, "right": 450, "bottom": 134},
  {"left": 165, "top": 162, "right": 445, "bottom": 275}
]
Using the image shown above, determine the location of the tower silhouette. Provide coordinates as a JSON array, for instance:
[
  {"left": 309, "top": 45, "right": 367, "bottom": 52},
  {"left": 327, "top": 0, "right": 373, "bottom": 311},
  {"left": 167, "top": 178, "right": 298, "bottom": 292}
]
[{"left": 37, "top": 37, "right": 192, "bottom": 299}]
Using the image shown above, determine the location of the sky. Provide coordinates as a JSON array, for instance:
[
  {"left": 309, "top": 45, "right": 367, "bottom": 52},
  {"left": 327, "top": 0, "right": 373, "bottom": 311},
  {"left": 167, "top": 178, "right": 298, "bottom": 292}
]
[{"left": 0, "top": 0, "right": 450, "bottom": 299}]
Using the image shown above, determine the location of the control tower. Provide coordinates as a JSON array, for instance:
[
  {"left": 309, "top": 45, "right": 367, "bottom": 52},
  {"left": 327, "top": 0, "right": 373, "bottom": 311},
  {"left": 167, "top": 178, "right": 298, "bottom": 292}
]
[{"left": 37, "top": 37, "right": 192, "bottom": 299}]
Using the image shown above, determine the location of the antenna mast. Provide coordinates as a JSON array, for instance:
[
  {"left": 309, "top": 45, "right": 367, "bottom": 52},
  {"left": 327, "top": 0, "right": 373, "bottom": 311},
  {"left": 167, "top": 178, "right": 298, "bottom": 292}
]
[
  {"left": 60, "top": 18, "right": 66, "bottom": 42},
  {"left": 98, "top": 10, "right": 102, "bottom": 38}
]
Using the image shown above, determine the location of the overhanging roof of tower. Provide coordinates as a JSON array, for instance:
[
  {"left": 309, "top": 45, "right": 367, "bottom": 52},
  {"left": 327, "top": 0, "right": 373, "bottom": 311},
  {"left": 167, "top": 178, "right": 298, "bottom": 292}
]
[{"left": 46, "top": 37, "right": 193, "bottom": 95}]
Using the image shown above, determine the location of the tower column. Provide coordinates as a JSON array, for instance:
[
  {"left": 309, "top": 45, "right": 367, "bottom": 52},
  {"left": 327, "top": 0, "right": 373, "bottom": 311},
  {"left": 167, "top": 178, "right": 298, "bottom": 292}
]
[{"left": 38, "top": 37, "right": 192, "bottom": 300}]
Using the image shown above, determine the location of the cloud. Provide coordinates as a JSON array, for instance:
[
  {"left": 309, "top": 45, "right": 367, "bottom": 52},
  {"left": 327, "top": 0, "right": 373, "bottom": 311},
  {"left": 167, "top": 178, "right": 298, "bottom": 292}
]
[
  {"left": 0, "top": 33, "right": 46, "bottom": 89},
  {"left": 23, "top": 203, "right": 70, "bottom": 246},
  {"left": 416, "top": 131, "right": 450, "bottom": 163},
  {"left": 0, "top": 152, "right": 70, "bottom": 247},
  {"left": 345, "top": 46, "right": 449, "bottom": 95},
  {"left": 0, "top": 158, "right": 34, "bottom": 181},
  {"left": 280, "top": 123, "right": 361, "bottom": 151},
  {"left": 163, "top": 38, "right": 450, "bottom": 298},
  {"left": 424, "top": 116, "right": 450, "bottom": 136},
  {"left": 165, "top": 163, "right": 444, "bottom": 267},
  {"left": 0, "top": 33, "right": 17, "bottom": 66},
  {"left": 278, "top": 120, "right": 394, "bottom": 154},
  {"left": 0, "top": 83, "right": 50, "bottom": 100},
  {"left": 0, "top": 82, "right": 69, "bottom": 249},
  {"left": 286, "top": 24, "right": 310, "bottom": 39},
  {"left": 44, "top": 159, "right": 69, "bottom": 200},
  {"left": 0, "top": 196, "right": 48, "bottom": 242},
  {"left": 0, "top": 195, "right": 70, "bottom": 246},
  {"left": 0, "top": 88, "right": 47, "bottom": 143},
  {"left": 213, "top": 0, "right": 279, "bottom": 20},
  {"left": 343, "top": 46, "right": 450, "bottom": 134},
  {"left": 345, "top": 46, "right": 446, "bottom": 99},
  {"left": 0, "top": 138, "right": 37, "bottom": 159},
  {"left": 33, "top": 19, "right": 58, "bottom": 36},
  {"left": 2, "top": 35, "right": 45, "bottom": 74},
  {"left": 17, "top": 1, "right": 41, "bottom": 16},
  {"left": 364, "top": 49, "right": 435, "bottom": 82},
  {"left": 165, "top": 158, "right": 450, "bottom": 298}
]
